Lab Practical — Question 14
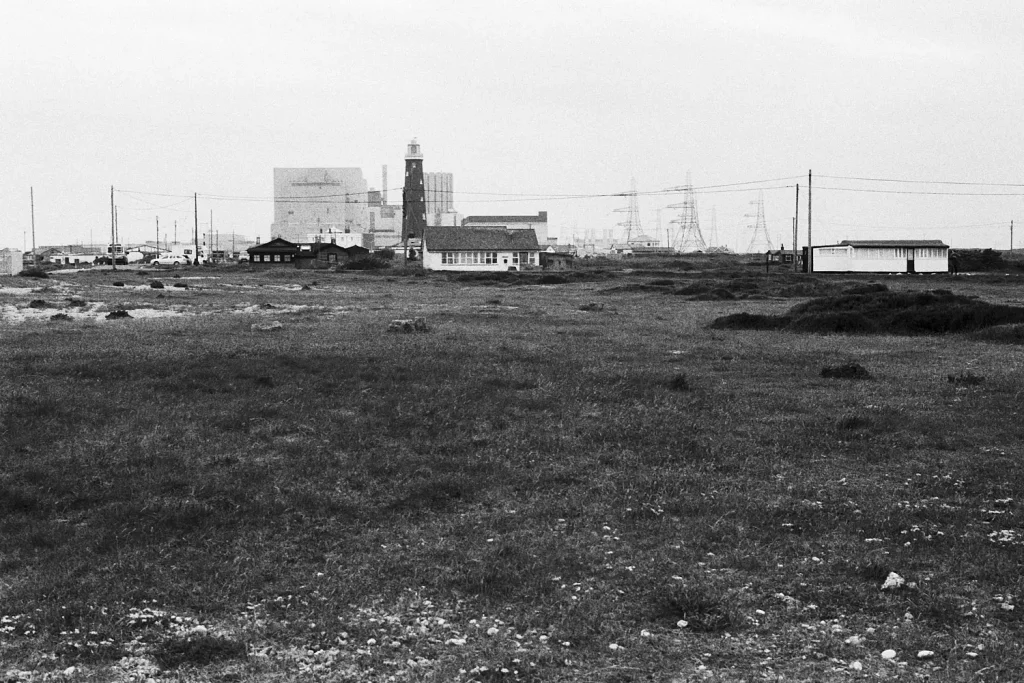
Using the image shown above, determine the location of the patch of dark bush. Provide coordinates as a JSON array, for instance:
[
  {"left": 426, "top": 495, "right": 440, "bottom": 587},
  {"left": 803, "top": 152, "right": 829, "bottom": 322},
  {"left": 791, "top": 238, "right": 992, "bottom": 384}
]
[
  {"left": 821, "top": 362, "right": 871, "bottom": 379},
  {"left": 954, "top": 248, "right": 1019, "bottom": 272},
  {"left": 112, "top": 281, "right": 124, "bottom": 287},
  {"left": 340, "top": 256, "right": 391, "bottom": 270},
  {"left": 655, "top": 582, "right": 744, "bottom": 632},
  {"left": 947, "top": 371, "right": 984, "bottom": 385},
  {"left": 789, "top": 311, "right": 878, "bottom": 334},
  {"left": 173, "top": 282, "right": 188, "bottom": 288},
  {"left": 835, "top": 413, "right": 871, "bottom": 431},
  {"left": 711, "top": 290, "right": 1024, "bottom": 335},
  {"left": 67, "top": 298, "right": 86, "bottom": 307},
  {"left": 648, "top": 278, "right": 675, "bottom": 286},
  {"left": 18, "top": 267, "right": 49, "bottom": 278},
  {"left": 673, "top": 282, "right": 712, "bottom": 295},
  {"left": 50, "top": 313, "right": 72, "bottom": 321},
  {"left": 152, "top": 635, "right": 247, "bottom": 669},
  {"left": 708, "top": 312, "right": 785, "bottom": 331},
  {"left": 972, "top": 323, "right": 1024, "bottom": 344},
  {"left": 842, "top": 282, "right": 888, "bottom": 295},
  {"left": 149, "top": 280, "right": 165, "bottom": 289},
  {"left": 667, "top": 373, "right": 691, "bottom": 391},
  {"left": 537, "top": 274, "right": 569, "bottom": 284},
  {"left": 105, "top": 310, "right": 132, "bottom": 319},
  {"left": 695, "top": 288, "right": 737, "bottom": 301},
  {"left": 28, "top": 299, "right": 54, "bottom": 308}
]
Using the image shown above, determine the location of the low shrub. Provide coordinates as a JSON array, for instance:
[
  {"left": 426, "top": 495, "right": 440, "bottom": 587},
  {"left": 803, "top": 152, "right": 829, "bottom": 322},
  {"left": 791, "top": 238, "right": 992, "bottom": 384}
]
[
  {"left": 821, "top": 362, "right": 872, "bottom": 379},
  {"left": 152, "top": 635, "right": 247, "bottom": 669},
  {"left": 17, "top": 267, "right": 48, "bottom": 279},
  {"left": 708, "top": 312, "right": 785, "bottom": 331},
  {"left": 947, "top": 371, "right": 984, "bottom": 385},
  {"left": 340, "top": 256, "right": 391, "bottom": 271},
  {"left": 667, "top": 373, "right": 691, "bottom": 391},
  {"left": 972, "top": 323, "right": 1024, "bottom": 344}
]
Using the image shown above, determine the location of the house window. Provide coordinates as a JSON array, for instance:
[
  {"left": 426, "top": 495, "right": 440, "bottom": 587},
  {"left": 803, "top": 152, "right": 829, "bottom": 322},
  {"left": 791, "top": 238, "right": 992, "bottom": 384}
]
[
  {"left": 273, "top": 255, "right": 280, "bottom": 262},
  {"left": 284, "top": 255, "right": 292, "bottom": 262},
  {"left": 485, "top": 252, "right": 497, "bottom": 264},
  {"left": 442, "top": 252, "right": 453, "bottom": 264},
  {"left": 512, "top": 253, "right": 520, "bottom": 265}
]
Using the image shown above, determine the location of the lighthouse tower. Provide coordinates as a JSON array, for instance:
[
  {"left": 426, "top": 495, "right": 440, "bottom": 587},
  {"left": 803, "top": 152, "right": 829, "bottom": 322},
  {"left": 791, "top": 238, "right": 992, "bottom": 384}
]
[{"left": 402, "top": 139, "right": 427, "bottom": 244}]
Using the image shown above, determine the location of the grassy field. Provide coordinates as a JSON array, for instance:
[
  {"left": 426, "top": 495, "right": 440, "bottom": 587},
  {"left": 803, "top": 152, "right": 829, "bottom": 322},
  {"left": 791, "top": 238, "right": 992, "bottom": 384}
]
[{"left": 1, "top": 259, "right": 1023, "bottom": 682}]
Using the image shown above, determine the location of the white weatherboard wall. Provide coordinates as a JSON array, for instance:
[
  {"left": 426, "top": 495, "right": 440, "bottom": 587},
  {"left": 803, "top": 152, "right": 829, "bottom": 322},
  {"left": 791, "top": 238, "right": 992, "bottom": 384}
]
[
  {"left": 813, "top": 245, "right": 948, "bottom": 273},
  {"left": 422, "top": 248, "right": 537, "bottom": 271}
]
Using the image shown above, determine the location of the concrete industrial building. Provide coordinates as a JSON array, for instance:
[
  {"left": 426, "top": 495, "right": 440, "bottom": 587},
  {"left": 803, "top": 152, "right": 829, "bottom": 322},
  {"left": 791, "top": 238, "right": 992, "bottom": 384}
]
[
  {"left": 425, "top": 172, "right": 459, "bottom": 226},
  {"left": 1, "top": 248, "right": 23, "bottom": 275},
  {"left": 270, "top": 168, "right": 369, "bottom": 243}
]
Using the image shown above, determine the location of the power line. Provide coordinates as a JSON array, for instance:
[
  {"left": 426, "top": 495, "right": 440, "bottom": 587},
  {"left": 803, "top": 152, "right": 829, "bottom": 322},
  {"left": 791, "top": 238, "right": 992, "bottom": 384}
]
[
  {"left": 818, "top": 174, "right": 1024, "bottom": 188},
  {"left": 817, "top": 186, "right": 1024, "bottom": 197}
]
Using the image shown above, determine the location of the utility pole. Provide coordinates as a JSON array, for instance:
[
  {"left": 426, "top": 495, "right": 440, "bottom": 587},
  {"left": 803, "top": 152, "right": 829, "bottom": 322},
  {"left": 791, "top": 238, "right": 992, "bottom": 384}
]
[
  {"left": 110, "top": 186, "right": 117, "bottom": 272},
  {"left": 30, "top": 187, "right": 36, "bottom": 265},
  {"left": 1011, "top": 220, "right": 1014, "bottom": 252},
  {"left": 174, "top": 220, "right": 177, "bottom": 247},
  {"left": 807, "top": 170, "right": 813, "bottom": 273},
  {"left": 193, "top": 193, "right": 200, "bottom": 265},
  {"left": 156, "top": 216, "right": 160, "bottom": 254},
  {"left": 793, "top": 183, "right": 799, "bottom": 272}
]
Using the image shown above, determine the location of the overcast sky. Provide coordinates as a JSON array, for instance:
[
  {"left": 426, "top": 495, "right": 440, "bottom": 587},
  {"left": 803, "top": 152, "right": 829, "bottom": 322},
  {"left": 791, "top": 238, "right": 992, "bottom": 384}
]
[{"left": 2, "top": 0, "right": 1022, "bottom": 251}]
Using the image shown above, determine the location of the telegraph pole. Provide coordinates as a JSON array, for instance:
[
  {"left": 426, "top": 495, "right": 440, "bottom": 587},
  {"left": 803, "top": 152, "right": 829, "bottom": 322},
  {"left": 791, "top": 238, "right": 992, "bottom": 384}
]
[
  {"left": 1011, "top": 220, "right": 1014, "bottom": 252},
  {"left": 807, "top": 170, "right": 813, "bottom": 273},
  {"left": 193, "top": 193, "right": 200, "bottom": 265},
  {"left": 156, "top": 216, "right": 160, "bottom": 254},
  {"left": 793, "top": 183, "right": 799, "bottom": 272},
  {"left": 110, "top": 186, "right": 117, "bottom": 271},
  {"left": 29, "top": 188, "right": 36, "bottom": 266}
]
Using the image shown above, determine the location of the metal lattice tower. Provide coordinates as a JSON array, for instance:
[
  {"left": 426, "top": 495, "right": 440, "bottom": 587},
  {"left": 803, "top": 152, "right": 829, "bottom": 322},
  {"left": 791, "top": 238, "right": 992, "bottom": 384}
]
[
  {"left": 707, "top": 206, "right": 719, "bottom": 249},
  {"left": 668, "top": 172, "right": 707, "bottom": 252},
  {"left": 613, "top": 178, "right": 643, "bottom": 243},
  {"left": 745, "top": 191, "right": 774, "bottom": 253}
]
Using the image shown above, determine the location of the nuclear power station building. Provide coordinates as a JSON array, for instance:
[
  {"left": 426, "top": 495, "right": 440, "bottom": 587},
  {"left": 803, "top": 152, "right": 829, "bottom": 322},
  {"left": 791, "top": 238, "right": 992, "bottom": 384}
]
[
  {"left": 269, "top": 168, "right": 369, "bottom": 243},
  {"left": 268, "top": 142, "right": 462, "bottom": 249}
]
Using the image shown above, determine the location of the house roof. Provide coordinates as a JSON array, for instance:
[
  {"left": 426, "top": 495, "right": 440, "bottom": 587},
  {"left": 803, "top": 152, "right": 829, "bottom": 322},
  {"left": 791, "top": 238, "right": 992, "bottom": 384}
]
[
  {"left": 462, "top": 212, "right": 547, "bottom": 225},
  {"left": 821, "top": 240, "right": 949, "bottom": 249},
  {"left": 423, "top": 226, "right": 540, "bottom": 251},
  {"left": 250, "top": 237, "right": 299, "bottom": 253}
]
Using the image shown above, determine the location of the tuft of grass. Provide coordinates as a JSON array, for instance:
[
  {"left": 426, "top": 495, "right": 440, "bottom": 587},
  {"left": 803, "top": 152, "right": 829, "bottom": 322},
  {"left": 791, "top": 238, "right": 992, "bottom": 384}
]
[
  {"left": 655, "top": 581, "right": 746, "bottom": 633},
  {"left": 152, "top": 634, "right": 248, "bottom": 669},
  {"left": 948, "top": 371, "right": 985, "bottom": 385},
  {"left": 667, "top": 373, "right": 691, "bottom": 391},
  {"left": 821, "top": 362, "right": 871, "bottom": 379}
]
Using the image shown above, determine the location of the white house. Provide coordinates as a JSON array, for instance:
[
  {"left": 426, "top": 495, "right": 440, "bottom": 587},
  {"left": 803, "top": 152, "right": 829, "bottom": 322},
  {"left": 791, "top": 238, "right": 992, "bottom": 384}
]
[
  {"left": 421, "top": 226, "right": 541, "bottom": 271},
  {"left": 811, "top": 240, "right": 949, "bottom": 273},
  {"left": 461, "top": 211, "right": 548, "bottom": 245},
  {"left": 0, "top": 248, "right": 23, "bottom": 275}
]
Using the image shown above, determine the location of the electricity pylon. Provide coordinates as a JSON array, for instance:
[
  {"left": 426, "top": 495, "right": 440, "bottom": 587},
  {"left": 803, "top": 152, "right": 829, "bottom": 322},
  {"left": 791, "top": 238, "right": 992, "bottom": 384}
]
[
  {"left": 667, "top": 172, "right": 706, "bottom": 252},
  {"left": 745, "top": 191, "right": 774, "bottom": 253},
  {"left": 613, "top": 178, "right": 643, "bottom": 243}
]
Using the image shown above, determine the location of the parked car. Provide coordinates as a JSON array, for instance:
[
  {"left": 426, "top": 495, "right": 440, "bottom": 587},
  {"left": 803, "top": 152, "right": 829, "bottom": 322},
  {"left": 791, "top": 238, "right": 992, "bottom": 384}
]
[{"left": 151, "top": 254, "right": 189, "bottom": 266}]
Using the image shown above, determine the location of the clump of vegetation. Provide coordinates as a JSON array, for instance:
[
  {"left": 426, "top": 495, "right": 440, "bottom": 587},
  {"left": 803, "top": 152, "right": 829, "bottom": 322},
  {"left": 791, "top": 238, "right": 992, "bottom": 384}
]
[
  {"left": 954, "top": 248, "right": 1018, "bottom": 272},
  {"left": 50, "top": 313, "right": 72, "bottom": 321},
  {"left": 709, "top": 312, "right": 785, "bottom": 331},
  {"left": 821, "top": 362, "right": 872, "bottom": 379},
  {"left": 655, "top": 581, "right": 745, "bottom": 633},
  {"left": 972, "top": 323, "right": 1024, "bottom": 344},
  {"left": 152, "top": 635, "right": 247, "bottom": 669},
  {"left": 105, "top": 310, "right": 131, "bottom": 319},
  {"left": 149, "top": 280, "right": 165, "bottom": 289},
  {"left": 842, "top": 282, "right": 888, "bottom": 295},
  {"left": 711, "top": 289, "right": 1024, "bottom": 335},
  {"left": 340, "top": 256, "right": 392, "bottom": 271},
  {"left": 948, "top": 371, "right": 984, "bottom": 385},
  {"left": 18, "top": 267, "right": 48, "bottom": 278},
  {"left": 28, "top": 299, "right": 54, "bottom": 309},
  {"left": 667, "top": 373, "right": 691, "bottom": 391}
]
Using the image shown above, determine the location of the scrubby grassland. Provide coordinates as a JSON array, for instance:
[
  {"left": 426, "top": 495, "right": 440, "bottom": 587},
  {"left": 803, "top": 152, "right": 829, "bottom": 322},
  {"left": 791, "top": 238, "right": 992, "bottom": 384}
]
[{"left": 1, "top": 262, "right": 1023, "bottom": 682}]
